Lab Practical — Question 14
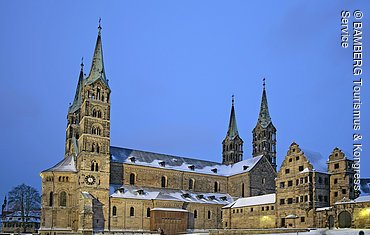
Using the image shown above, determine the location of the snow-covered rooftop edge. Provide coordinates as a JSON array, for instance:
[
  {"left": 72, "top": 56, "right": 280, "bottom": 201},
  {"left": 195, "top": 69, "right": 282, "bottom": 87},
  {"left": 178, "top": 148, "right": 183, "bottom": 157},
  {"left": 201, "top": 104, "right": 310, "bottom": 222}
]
[
  {"left": 335, "top": 195, "right": 370, "bottom": 205},
  {"left": 110, "top": 184, "right": 233, "bottom": 205},
  {"left": 223, "top": 193, "right": 276, "bottom": 209}
]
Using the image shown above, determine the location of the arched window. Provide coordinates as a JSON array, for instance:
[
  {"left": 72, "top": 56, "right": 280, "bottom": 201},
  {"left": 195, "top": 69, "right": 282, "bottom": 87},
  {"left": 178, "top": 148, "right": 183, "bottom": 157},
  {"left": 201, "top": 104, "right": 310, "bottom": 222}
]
[
  {"left": 95, "top": 162, "right": 99, "bottom": 172},
  {"left": 58, "top": 176, "right": 62, "bottom": 182},
  {"left": 189, "top": 179, "right": 194, "bottom": 190},
  {"left": 91, "top": 162, "right": 95, "bottom": 171},
  {"left": 146, "top": 208, "right": 151, "bottom": 217},
  {"left": 59, "top": 191, "right": 67, "bottom": 207},
  {"left": 130, "top": 207, "right": 135, "bottom": 217},
  {"left": 241, "top": 183, "right": 245, "bottom": 197},
  {"left": 97, "top": 110, "right": 102, "bottom": 118},
  {"left": 92, "top": 143, "right": 95, "bottom": 152},
  {"left": 92, "top": 126, "right": 101, "bottom": 136},
  {"left": 194, "top": 210, "right": 198, "bottom": 219},
  {"left": 96, "top": 144, "right": 100, "bottom": 153},
  {"left": 92, "top": 110, "right": 97, "bottom": 117},
  {"left": 97, "top": 88, "right": 101, "bottom": 100},
  {"left": 161, "top": 176, "right": 167, "bottom": 188},
  {"left": 112, "top": 206, "right": 117, "bottom": 216},
  {"left": 214, "top": 182, "right": 219, "bottom": 193},
  {"left": 49, "top": 192, "right": 53, "bottom": 206},
  {"left": 129, "top": 173, "right": 135, "bottom": 185},
  {"left": 207, "top": 210, "right": 211, "bottom": 219},
  {"left": 66, "top": 177, "right": 69, "bottom": 182}
]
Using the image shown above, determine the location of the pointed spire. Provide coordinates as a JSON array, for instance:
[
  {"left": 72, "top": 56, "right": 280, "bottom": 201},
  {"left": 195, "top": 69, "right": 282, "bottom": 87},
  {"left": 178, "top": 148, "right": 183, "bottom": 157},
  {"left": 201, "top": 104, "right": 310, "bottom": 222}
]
[
  {"left": 68, "top": 59, "right": 85, "bottom": 113},
  {"left": 227, "top": 95, "right": 239, "bottom": 139},
  {"left": 257, "top": 78, "right": 272, "bottom": 128},
  {"left": 86, "top": 18, "right": 109, "bottom": 87}
]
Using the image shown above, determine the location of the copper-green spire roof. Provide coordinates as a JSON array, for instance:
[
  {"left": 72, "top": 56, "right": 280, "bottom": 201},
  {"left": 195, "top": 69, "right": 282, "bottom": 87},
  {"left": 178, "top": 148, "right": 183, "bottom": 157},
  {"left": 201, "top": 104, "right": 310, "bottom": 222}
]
[
  {"left": 226, "top": 95, "right": 239, "bottom": 139},
  {"left": 68, "top": 59, "right": 84, "bottom": 113},
  {"left": 86, "top": 19, "right": 109, "bottom": 88},
  {"left": 257, "top": 79, "right": 272, "bottom": 128}
]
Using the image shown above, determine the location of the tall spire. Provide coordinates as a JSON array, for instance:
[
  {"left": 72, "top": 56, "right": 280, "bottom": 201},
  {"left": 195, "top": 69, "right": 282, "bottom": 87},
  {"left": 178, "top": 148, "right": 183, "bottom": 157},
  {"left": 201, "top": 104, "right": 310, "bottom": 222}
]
[
  {"left": 257, "top": 78, "right": 271, "bottom": 128},
  {"left": 86, "top": 18, "right": 109, "bottom": 87},
  {"left": 227, "top": 95, "right": 239, "bottom": 139},
  {"left": 222, "top": 95, "right": 243, "bottom": 165},
  {"left": 68, "top": 59, "right": 85, "bottom": 113},
  {"left": 252, "top": 78, "right": 276, "bottom": 171}
]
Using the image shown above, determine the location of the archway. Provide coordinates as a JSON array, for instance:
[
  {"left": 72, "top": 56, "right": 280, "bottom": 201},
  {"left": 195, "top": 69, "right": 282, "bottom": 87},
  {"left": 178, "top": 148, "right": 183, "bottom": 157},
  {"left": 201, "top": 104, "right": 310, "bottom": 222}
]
[
  {"left": 338, "top": 211, "right": 351, "bottom": 228},
  {"left": 328, "top": 215, "right": 334, "bottom": 229}
]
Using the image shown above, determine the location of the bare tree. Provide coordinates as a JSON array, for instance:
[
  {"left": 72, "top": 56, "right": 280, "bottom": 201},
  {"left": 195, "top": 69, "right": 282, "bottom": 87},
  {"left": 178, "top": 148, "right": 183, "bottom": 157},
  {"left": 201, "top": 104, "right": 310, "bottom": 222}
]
[{"left": 8, "top": 184, "right": 41, "bottom": 232}]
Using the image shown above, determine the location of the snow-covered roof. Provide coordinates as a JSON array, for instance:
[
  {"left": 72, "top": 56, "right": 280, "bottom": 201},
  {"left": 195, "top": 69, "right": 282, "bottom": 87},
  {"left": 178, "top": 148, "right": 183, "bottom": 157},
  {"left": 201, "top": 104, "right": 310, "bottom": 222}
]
[
  {"left": 81, "top": 191, "right": 94, "bottom": 199},
  {"left": 3, "top": 211, "right": 40, "bottom": 223},
  {"left": 110, "top": 185, "right": 233, "bottom": 205},
  {"left": 355, "top": 195, "right": 370, "bottom": 203},
  {"left": 110, "top": 146, "right": 263, "bottom": 176},
  {"left": 316, "top": 207, "right": 332, "bottom": 212},
  {"left": 335, "top": 195, "right": 370, "bottom": 205},
  {"left": 42, "top": 155, "right": 77, "bottom": 173},
  {"left": 301, "top": 149, "right": 327, "bottom": 173},
  {"left": 223, "top": 193, "right": 275, "bottom": 209},
  {"left": 286, "top": 214, "right": 298, "bottom": 219},
  {"left": 151, "top": 208, "right": 188, "bottom": 212}
]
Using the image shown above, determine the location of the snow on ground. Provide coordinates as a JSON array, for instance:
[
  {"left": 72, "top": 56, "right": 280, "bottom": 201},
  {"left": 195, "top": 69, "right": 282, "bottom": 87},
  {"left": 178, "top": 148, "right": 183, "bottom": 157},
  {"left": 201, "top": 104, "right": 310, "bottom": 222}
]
[
  {"left": 185, "top": 229, "right": 370, "bottom": 235},
  {"left": 254, "top": 229, "right": 370, "bottom": 235}
]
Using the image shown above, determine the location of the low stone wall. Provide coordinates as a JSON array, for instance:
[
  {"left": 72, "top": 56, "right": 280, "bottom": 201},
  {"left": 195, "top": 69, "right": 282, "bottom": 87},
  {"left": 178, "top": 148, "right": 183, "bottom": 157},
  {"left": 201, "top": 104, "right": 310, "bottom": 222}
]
[{"left": 209, "top": 228, "right": 310, "bottom": 234}]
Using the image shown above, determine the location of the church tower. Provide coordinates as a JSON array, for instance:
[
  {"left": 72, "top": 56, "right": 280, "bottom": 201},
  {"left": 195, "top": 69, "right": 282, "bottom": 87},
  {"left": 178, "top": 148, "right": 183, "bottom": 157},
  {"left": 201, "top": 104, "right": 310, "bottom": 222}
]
[
  {"left": 222, "top": 96, "right": 243, "bottom": 165},
  {"left": 252, "top": 79, "right": 276, "bottom": 171},
  {"left": 67, "top": 21, "right": 111, "bottom": 232}
]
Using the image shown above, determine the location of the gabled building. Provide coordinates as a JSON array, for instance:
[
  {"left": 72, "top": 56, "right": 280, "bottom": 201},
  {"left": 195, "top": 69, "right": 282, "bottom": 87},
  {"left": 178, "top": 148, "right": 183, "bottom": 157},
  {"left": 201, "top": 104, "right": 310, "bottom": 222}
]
[{"left": 222, "top": 142, "right": 370, "bottom": 231}]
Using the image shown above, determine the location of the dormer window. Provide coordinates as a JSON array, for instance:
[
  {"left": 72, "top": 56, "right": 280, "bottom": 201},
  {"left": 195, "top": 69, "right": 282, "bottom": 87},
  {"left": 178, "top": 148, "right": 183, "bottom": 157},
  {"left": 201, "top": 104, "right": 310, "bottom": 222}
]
[
  {"left": 220, "top": 196, "right": 227, "bottom": 201},
  {"left": 117, "top": 188, "right": 125, "bottom": 193},
  {"left": 136, "top": 189, "right": 145, "bottom": 195},
  {"left": 208, "top": 196, "right": 216, "bottom": 200},
  {"left": 211, "top": 168, "right": 218, "bottom": 173},
  {"left": 129, "top": 157, "right": 136, "bottom": 163},
  {"left": 159, "top": 161, "right": 165, "bottom": 167},
  {"left": 182, "top": 193, "right": 191, "bottom": 198},
  {"left": 243, "top": 166, "right": 249, "bottom": 171},
  {"left": 188, "top": 165, "right": 195, "bottom": 171}
]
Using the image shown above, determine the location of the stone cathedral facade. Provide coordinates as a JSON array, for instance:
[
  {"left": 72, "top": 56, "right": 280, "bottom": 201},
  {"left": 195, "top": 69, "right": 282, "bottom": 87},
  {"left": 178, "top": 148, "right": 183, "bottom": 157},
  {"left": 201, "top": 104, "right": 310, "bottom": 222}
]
[
  {"left": 39, "top": 24, "right": 370, "bottom": 235},
  {"left": 39, "top": 24, "right": 277, "bottom": 235}
]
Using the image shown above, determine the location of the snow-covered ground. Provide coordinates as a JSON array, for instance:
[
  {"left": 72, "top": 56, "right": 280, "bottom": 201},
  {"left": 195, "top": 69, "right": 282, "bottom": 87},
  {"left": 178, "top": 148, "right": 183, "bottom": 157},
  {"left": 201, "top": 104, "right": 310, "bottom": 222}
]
[
  {"left": 186, "top": 229, "right": 370, "bottom": 235},
  {"left": 255, "top": 228, "right": 370, "bottom": 235}
]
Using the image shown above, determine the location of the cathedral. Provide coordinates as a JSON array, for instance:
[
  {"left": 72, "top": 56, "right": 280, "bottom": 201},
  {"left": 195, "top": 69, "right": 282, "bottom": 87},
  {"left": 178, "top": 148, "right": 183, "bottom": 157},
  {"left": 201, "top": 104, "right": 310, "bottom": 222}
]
[
  {"left": 39, "top": 23, "right": 276, "bottom": 235},
  {"left": 39, "top": 23, "right": 370, "bottom": 235}
]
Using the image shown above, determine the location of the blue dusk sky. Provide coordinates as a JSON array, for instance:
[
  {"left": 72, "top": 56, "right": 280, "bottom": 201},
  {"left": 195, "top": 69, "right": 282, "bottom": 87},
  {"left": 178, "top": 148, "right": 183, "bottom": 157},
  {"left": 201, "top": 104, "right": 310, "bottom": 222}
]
[{"left": 0, "top": 1, "right": 369, "bottom": 201}]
